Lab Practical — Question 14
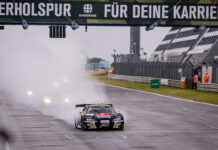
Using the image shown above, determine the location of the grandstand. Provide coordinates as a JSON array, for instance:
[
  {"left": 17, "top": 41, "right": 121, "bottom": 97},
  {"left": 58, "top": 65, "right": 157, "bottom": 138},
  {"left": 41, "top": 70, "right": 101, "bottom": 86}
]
[
  {"left": 152, "top": 27, "right": 218, "bottom": 67},
  {"left": 113, "top": 26, "right": 218, "bottom": 84}
]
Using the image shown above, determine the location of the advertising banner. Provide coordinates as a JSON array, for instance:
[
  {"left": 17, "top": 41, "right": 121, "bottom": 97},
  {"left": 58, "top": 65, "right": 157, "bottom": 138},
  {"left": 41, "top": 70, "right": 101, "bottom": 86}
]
[{"left": 0, "top": 0, "right": 218, "bottom": 26}]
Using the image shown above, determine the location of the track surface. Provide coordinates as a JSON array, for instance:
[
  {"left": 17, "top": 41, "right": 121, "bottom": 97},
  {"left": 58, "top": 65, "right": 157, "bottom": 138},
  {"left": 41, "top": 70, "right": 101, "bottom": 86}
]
[{"left": 1, "top": 84, "right": 218, "bottom": 150}]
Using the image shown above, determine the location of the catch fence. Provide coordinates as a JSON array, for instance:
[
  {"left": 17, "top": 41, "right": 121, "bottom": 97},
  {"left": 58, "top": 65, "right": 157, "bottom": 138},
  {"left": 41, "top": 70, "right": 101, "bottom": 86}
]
[
  {"left": 113, "top": 61, "right": 193, "bottom": 81},
  {"left": 212, "top": 64, "right": 218, "bottom": 84}
]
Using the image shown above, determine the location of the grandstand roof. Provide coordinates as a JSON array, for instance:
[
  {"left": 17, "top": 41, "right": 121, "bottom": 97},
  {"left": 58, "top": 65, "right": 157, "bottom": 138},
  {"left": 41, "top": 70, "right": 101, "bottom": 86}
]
[{"left": 153, "top": 27, "right": 218, "bottom": 66}]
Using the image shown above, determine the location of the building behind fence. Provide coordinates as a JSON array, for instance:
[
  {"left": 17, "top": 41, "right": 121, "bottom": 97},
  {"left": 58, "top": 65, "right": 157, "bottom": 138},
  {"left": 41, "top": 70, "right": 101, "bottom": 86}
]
[{"left": 86, "top": 61, "right": 110, "bottom": 70}]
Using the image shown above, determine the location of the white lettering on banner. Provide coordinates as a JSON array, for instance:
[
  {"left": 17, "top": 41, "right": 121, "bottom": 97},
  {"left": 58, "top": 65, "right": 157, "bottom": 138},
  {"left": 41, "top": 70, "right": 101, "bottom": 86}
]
[
  {"left": 0, "top": 2, "right": 5, "bottom": 16},
  {"left": 173, "top": 5, "right": 218, "bottom": 19},
  {"left": 6, "top": 2, "right": 13, "bottom": 16},
  {"left": 0, "top": 2, "right": 218, "bottom": 21},
  {"left": 181, "top": 6, "right": 188, "bottom": 19},
  {"left": 173, "top": 5, "right": 180, "bottom": 19},
  {"left": 162, "top": 5, "right": 168, "bottom": 19},
  {"left": 153, "top": 5, "right": 160, "bottom": 18},
  {"left": 189, "top": 6, "right": 197, "bottom": 19},
  {"left": 111, "top": 3, "right": 119, "bottom": 18},
  {"left": 149, "top": 5, "right": 152, "bottom": 18},
  {"left": 104, "top": 3, "right": 128, "bottom": 18},
  {"left": 198, "top": 6, "right": 205, "bottom": 19},
  {"left": 210, "top": 6, "right": 216, "bottom": 19},
  {"left": 63, "top": 4, "right": 71, "bottom": 16},
  {"left": 141, "top": 5, "right": 148, "bottom": 18},
  {"left": 132, "top": 5, "right": 169, "bottom": 19},
  {"left": 0, "top": 2, "right": 72, "bottom": 17},
  {"left": 55, "top": 3, "right": 62, "bottom": 17},
  {"left": 31, "top": 3, "right": 37, "bottom": 16},
  {"left": 38, "top": 3, "right": 45, "bottom": 16},
  {"left": 14, "top": 3, "right": 22, "bottom": 16},
  {"left": 104, "top": 4, "right": 111, "bottom": 17},
  {"left": 23, "top": 3, "right": 30, "bottom": 16},
  {"left": 132, "top": 5, "right": 140, "bottom": 18},
  {"left": 120, "top": 5, "right": 127, "bottom": 18},
  {"left": 46, "top": 3, "right": 54, "bottom": 16}
]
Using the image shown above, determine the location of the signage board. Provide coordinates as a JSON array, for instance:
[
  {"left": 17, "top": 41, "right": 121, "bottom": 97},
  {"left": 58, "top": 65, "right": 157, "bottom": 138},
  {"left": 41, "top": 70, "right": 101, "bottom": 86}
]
[{"left": 0, "top": 0, "right": 218, "bottom": 26}]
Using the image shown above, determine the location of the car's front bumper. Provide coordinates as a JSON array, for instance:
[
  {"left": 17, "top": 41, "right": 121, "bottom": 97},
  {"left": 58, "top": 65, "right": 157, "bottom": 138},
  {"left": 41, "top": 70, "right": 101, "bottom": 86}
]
[{"left": 82, "top": 120, "right": 124, "bottom": 129}]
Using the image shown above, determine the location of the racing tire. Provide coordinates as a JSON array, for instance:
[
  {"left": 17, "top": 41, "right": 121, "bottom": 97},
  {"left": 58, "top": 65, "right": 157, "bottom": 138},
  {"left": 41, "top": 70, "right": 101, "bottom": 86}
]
[
  {"left": 81, "top": 122, "right": 87, "bottom": 130},
  {"left": 119, "top": 122, "right": 124, "bottom": 130},
  {"left": 74, "top": 120, "right": 82, "bottom": 129},
  {"left": 75, "top": 123, "right": 78, "bottom": 129}
]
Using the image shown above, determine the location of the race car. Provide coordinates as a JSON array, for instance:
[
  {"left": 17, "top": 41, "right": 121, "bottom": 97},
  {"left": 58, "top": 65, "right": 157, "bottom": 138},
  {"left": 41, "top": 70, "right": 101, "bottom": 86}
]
[{"left": 74, "top": 104, "right": 124, "bottom": 130}]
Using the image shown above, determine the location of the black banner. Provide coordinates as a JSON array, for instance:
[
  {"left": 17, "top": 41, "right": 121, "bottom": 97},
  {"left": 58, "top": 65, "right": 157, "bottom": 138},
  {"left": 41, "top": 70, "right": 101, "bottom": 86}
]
[{"left": 0, "top": 0, "right": 218, "bottom": 26}]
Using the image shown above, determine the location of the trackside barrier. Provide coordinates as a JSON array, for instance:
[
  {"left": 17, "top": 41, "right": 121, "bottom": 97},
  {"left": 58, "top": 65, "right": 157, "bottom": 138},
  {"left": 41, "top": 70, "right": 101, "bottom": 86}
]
[
  {"left": 198, "top": 83, "right": 218, "bottom": 92},
  {"left": 108, "top": 74, "right": 181, "bottom": 88},
  {"left": 108, "top": 74, "right": 218, "bottom": 92}
]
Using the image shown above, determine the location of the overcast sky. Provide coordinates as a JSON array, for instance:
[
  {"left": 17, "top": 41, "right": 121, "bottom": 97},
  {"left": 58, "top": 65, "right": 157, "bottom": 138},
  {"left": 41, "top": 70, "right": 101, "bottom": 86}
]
[{"left": 0, "top": 25, "right": 170, "bottom": 62}]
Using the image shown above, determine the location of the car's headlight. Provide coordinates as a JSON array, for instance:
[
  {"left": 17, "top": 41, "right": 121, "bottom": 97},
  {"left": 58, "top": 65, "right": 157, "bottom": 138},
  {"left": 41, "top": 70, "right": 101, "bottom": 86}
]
[
  {"left": 64, "top": 98, "right": 69, "bottom": 103},
  {"left": 27, "top": 90, "right": 33, "bottom": 96},
  {"left": 43, "top": 97, "right": 52, "bottom": 104}
]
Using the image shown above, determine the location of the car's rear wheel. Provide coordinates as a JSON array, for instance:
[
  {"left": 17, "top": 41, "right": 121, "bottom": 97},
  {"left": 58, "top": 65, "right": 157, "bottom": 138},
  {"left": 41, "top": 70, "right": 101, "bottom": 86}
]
[
  {"left": 75, "top": 122, "right": 78, "bottom": 128},
  {"left": 74, "top": 120, "right": 79, "bottom": 128}
]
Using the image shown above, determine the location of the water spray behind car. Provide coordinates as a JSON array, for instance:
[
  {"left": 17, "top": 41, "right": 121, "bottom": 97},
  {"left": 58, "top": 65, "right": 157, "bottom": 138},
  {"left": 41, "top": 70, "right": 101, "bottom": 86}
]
[{"left": 0, "top": 26, "right": 110, "bottom": 124}]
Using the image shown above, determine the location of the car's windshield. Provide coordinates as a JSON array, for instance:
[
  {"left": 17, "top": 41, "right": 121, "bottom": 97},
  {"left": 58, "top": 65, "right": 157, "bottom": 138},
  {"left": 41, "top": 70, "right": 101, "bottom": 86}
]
[{"left": 87, "top": 107, "right": 115, "bottom": 114}]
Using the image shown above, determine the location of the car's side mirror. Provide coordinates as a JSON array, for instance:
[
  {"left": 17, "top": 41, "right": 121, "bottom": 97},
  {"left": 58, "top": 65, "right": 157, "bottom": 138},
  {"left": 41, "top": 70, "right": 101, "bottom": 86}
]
[
  {"left": 117, "top": 110, "right": 121, "bottom": 113},
  {"left": 80, "top": 110, "right": 84, "bottom": 113}
]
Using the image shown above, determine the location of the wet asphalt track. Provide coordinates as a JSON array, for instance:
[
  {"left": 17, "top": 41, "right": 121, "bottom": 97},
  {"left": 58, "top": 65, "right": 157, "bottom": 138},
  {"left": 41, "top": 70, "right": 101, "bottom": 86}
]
[{"left": 2, "top": 84, "right": 218, "bottom": 150}]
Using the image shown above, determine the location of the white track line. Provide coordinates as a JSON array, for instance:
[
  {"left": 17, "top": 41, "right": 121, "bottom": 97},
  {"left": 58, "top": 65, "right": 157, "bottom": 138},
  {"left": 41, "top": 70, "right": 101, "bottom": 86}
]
[{"left": 100, "top": 83, "right": 218, "bottom": 107}]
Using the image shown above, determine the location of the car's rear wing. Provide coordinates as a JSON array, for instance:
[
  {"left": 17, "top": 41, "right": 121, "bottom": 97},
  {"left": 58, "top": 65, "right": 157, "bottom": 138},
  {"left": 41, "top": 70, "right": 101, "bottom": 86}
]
[
  {"left": 75, "top": 104, "right": 92, "bottom": 108},
  {"left": 75, "top": 104, "right": 113, "bottom": 108}
]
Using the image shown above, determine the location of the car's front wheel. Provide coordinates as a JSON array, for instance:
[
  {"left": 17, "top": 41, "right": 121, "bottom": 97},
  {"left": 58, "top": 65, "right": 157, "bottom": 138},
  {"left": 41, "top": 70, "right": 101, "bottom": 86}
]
[{"left": 120, "top": 122, "right": 124, "bottom": 130}]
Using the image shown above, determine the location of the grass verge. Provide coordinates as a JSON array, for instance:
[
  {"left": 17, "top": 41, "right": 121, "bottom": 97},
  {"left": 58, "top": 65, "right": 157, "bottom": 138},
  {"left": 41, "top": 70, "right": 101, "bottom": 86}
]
[{"left": 95, "top": 75, "right": 218, "bottom": 105}]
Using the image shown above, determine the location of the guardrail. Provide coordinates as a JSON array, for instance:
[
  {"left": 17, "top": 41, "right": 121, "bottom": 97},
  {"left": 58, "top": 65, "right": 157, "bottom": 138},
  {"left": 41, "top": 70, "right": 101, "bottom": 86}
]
[
  {"left": 198, "top": 83, "right": 218, "bottom": 92},
  {"left": 168, "top": 79, "right": 181, "bottom": 88},
  {"left": 108, "top": 74, "right": 181, "bottom": 88}
]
